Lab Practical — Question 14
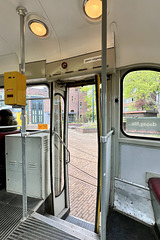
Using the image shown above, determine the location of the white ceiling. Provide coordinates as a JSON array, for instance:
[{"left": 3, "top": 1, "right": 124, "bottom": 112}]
[{"left": 0, "top": 0, "right": 160, "bottom": 74}]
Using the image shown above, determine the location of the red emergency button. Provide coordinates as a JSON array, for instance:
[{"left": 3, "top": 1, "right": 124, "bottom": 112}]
[{"left": 61, "top": 62, "right": 68, "bottom": 69}]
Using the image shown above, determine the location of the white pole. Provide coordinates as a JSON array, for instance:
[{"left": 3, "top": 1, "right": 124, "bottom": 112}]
[
  {"left": 17, "top": 6, "right": 27, "bottom": 220},
  {"left": 101, "top": 0, "right": 108, "bottom": 239}
]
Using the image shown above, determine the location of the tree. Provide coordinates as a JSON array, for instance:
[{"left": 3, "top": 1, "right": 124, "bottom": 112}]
[
  {"left": 123, "top": 70, "right": 160, "bottom": 113},
  {"left": 81, "top": 85, "right": 96, "bottom": 122}
]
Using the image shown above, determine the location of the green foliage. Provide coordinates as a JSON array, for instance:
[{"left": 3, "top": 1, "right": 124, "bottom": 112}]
[
  {"left": 81, "top": 85, "right": 96, "bottom": 121},
  {"left": 123, "top": 70, "right": 160, "bottom": 111},
  {"left": 81, "top": 85, "right": 96, "bottom": 108},
  {"left": 86, "top": 109, "right": 97, "bottom": 122}
]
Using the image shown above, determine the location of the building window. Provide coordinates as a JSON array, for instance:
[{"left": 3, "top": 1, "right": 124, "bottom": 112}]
[
  {"left": 156, "top": 92, "right": 160, "bottom": 104},
  {"left": 80, "top": 102, "right": 82, "bottom": 109},
  {"left": 124, "top": 107, "right": 129, "bottom": 112},
  {"left": 31, "top": 100, "right": 43, "bottom": 124},
  {"left": 72, "top": 96, "right": 73, "bottom": 102},
  {"left": 122, "top": 69, "right": 160, "bottom": 139}
]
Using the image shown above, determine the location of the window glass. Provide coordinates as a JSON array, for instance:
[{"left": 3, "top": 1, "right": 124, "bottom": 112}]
[
  {"left": 0, "top": 85, "right": 50, "bottom": 130},
  {"left": 80, "top": 102, "right": 82, "bottom": 109},
  {"left": 122, "top": 70, "right": 160, "bottom": 138},
  {"left": 26, "top": 85, "right": 50, "bottom": 130},
  {"left": 53, "top": 94, "right": 64, "bottom": 196},
  {"left": 0, "top": 89, "right": 22, "bottom": 125}
]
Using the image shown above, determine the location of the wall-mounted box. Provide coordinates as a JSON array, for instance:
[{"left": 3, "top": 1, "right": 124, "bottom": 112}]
[
  {"left": 4, "top": 71, "right": 26, "bottom": 106},
  {"left": 5, "top": 132, "right": 50, "bottom": 199}
]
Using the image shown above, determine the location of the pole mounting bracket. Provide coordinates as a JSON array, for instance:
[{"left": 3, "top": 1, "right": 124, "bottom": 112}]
[
  {"left": 16, "top": 6, "right": 27, "bottom": 16},
  {"left": 100, "top": 135, "right": 108, "bottom": 143}
]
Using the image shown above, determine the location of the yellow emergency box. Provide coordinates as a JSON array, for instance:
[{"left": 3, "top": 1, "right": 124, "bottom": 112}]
[{"left": 4, "top": 71, "right": 26, "bottom": 106}]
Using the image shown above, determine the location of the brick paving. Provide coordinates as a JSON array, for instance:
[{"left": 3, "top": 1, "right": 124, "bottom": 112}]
[{"left": 68, "top": 128, "right": 98, "bottom": 223}]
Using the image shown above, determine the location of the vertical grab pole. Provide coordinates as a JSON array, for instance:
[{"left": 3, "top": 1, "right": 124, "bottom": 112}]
[
  {"left": 101, "top": 0, "right": 108, "bottom": 239},
  {"left": 17, "top": 6, "right": 27, "bottom": 220}
]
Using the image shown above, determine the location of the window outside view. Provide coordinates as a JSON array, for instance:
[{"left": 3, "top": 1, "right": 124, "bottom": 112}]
[
  {"left": 0, "top": 85, "right": 50, "bottom": 130},
  {"left": 123, "top": 70, "right": 160, "bottom": 138}
]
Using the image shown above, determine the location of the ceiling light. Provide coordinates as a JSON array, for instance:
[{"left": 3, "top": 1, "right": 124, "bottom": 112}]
[
  {"left": 26, "top": 14, "right": 49, "bottom": 38},
  {"left": 29, "top": 20, "right": 48, "bottom": 37},
  {"left": 84, "top": 0, "right": 102, "bottom": 21}
]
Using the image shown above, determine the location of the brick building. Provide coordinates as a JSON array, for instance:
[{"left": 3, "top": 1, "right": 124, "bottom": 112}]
[
  {"left": 0, "top": 86, "right": 87, "bottom": 126},
  {"left": 68, "top": 88, "right": 87, "bottom": 123},
  {"left": 26, "top": 86, "right": 88, "bottom": 125}
]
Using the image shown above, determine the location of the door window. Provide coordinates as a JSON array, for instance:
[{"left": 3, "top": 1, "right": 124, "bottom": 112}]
[{"left": 54, "top": 94, "right": 65, "bottom": 196}]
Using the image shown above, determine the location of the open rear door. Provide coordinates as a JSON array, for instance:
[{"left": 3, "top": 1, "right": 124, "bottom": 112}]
[
  {"left": 95, "top": 74, "right": 102, "bottom": 233},
  {"left": 50, "top": 82, "right": 70, "bottom": 218}
]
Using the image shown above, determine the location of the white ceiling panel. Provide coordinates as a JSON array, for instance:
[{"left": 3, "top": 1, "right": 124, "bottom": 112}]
[
  {"left": 0, "top": 0, "right": 159, "bottom": 71},
  {"left": 110, "top": 0, "right": 160, "bottom": 67}
]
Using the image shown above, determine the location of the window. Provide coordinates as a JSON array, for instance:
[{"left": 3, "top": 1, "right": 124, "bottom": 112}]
[
  {"left": 72, "top": 96, "right": 73, "bottom": 102},
  {"left": 122, "top": 70, "right": 160, "bottom": 139},
  {"left": 124, "top": 107, "right": 129, "bottom": 112},
  {"left": 124, "top": 98, "right": 130, "bottom": 103},
  {"left": 27, "top": 85, "right": 50, "bottom": 130},
  {"left": 0, "top": 85, "right": 50, "bottom": 130},
  {"left": 156, "top": 92, "right": 160, "bottom": 104},
  {"left": 53, "top": 94, "right": 64, "bottom": 196},
  {"left": 0, "top": 88, "right": 23, "bottom": 126},
  {"left": 0, "top": 89, "right": 5, "bottom": 109},
  {"left": 80, "top": 102, "right": 82, "bottom": 109},
  {"left": 31, "top": 100, "right": 43, "bottom": 124}
]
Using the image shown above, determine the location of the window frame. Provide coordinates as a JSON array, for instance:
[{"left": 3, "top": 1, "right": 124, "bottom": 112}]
[{"left": 121, "top": 67, "right": 160, "bottom": 141}]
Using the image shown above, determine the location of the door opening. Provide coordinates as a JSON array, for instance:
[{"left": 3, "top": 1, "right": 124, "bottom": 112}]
[{"left": 67, "top": 85, "right": 98, "bottom": 225}]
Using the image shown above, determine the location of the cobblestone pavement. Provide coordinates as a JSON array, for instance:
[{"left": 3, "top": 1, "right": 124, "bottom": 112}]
[{"left": 68, "top": 128, "right": 98, "bottom": 223}]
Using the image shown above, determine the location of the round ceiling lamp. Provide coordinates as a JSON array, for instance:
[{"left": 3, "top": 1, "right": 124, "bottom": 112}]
[
  {"left": 83, "top": 0, "right": 102, "bottom": 21},
  {"left": 26, "top": 14, "right": 49, "bottom": 38},
  {"left": 29, "top": 21, "right": 48, "bottom": 37}
]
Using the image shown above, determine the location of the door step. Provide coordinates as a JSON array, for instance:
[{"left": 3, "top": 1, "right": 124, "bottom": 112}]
[
  {"left": 44, "top": 213, "right": 100, "bottom": 240},
  {"left": 65, "top": 215, "right": 95, "bottom": 232},
  {"left": 7, "top": 214, "right": 78, "bottom": 240}
]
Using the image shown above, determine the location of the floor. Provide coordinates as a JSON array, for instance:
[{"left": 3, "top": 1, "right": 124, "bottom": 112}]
[
  {"left": 106, "top": 209, "right": 159, "bottom": 240},
  {"left": 0, "top": 189, "right": 41, "bottom": 210},
  {"left": 0, "top": 190, "right": 42, "bottom": 240}
]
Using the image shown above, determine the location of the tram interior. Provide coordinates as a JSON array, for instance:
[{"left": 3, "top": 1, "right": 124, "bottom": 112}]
[{"left": 0, "top": 0, "right": 160, "bottom": 240}]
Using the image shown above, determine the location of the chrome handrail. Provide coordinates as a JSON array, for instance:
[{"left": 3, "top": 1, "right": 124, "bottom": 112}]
[{"left": 0, "top": 125, "right": 21, "bottom": 129}]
